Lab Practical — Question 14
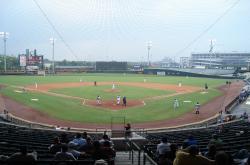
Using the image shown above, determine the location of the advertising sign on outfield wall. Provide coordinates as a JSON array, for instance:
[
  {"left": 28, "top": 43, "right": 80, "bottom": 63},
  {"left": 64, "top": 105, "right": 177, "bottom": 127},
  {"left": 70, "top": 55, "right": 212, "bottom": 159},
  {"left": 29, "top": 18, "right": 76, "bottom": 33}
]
[{"left": 157, "top": 71, "right": 166, "bottom": 76}]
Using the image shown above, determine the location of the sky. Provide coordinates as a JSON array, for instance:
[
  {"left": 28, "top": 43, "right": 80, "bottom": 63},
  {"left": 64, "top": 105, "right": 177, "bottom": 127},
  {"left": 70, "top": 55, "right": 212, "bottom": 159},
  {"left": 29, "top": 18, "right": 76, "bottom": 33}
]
[{"left": 0, "top": 0, "right": 250, "bottom": 62}]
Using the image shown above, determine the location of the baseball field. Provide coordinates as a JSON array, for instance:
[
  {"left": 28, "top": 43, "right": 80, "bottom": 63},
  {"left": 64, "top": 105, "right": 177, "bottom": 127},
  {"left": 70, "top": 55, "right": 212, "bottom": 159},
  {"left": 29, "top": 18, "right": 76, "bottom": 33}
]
[{"left": 0, "top": 73, "right": 241, "bottom": 128}]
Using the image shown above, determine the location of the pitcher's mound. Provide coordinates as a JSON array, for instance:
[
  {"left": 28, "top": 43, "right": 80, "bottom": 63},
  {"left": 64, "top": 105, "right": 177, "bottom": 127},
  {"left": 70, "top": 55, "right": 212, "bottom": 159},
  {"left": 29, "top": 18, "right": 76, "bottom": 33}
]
[{"left": 85, "top": 99, "right": 144, "bottom": 110}]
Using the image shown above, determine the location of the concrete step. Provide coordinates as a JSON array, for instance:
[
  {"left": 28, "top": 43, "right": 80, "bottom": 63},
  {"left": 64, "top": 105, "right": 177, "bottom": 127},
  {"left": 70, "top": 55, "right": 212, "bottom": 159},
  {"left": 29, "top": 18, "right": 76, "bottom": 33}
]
[
  {"left": 115, "top": 151, "right": 153, "bottom": 165},
  {"left": 115, "top": 151, "right": 131, "bottom": 165}
]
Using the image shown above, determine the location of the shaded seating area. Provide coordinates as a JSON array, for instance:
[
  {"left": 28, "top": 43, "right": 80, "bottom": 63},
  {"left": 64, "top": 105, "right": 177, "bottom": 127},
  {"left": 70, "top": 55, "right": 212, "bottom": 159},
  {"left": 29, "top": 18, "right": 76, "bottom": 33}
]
[
  {"left": 0, "top": 122, "right": 115, "bottom": 165},
  {"left": 144, "top": 120, "right": 250, "bottom": 164}
]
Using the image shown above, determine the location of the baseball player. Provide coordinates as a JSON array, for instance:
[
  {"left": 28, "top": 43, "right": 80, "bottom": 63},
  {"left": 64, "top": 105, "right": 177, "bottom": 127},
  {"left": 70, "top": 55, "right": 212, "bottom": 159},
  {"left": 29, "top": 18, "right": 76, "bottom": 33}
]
[
  {"left": 178, "top": 82, "right": 182, "bottom": 87},
  {"left": 195, "top": 102, "right": 200, "bottom": 114},
  {"left": 173, "top": 98, "right": 179, "bottom": 110},
  {"left": 35, "top": 82, "right": 38, "bottom": 89},
  {"left": 117, "top": 95, "right": 121, "bottom": 105},
  {"left": 96, "top": 95, "right": 101, "bottom": 105},
  {"left": 112, "top": 83, "right": 115, "bottom": 90},
  {"left": 205, "top": 83, "right": 208, "bottom": 90}
]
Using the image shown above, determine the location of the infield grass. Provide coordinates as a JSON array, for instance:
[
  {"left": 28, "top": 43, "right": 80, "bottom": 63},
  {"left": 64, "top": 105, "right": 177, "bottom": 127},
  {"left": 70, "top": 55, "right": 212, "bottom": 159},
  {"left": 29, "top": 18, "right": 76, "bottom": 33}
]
[{"left": 50, "top": 85, "right": 174, "bottom": 100}]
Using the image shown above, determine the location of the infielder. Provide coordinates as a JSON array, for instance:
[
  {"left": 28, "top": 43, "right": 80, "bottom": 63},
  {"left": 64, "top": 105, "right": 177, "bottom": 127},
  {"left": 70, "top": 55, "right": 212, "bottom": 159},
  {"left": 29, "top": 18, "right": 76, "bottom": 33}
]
[
  {"left": 117, "top": 95, "right": 121, "bottom": 105},
  {"left": 96, "top": 95, "right": 101, "bottom": 105},
  {"left": 173, "top": 98, "right": 179, "bottom": 110},
  {"left": 195, "top": 102, "right": 200, "bottom": 114}
]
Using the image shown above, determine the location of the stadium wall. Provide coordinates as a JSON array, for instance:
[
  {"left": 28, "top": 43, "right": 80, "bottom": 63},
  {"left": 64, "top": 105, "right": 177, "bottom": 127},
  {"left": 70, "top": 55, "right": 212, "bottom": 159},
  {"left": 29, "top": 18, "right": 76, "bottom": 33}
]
[{"left": 143, "top": 68, "right": 239, "bottom": 79}]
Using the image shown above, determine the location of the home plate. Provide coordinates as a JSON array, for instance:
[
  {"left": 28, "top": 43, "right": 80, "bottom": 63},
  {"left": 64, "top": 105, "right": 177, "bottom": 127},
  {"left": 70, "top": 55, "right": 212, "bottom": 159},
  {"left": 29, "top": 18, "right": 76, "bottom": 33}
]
[
  {"left": 31, "top": 98, "right": 39, "bottom": 101},
  {"left": 14, "top": 90, "right": 23, "bottom": 93},
  {"left": 183, "top": 100, "right": 192, "bottom": 103}
]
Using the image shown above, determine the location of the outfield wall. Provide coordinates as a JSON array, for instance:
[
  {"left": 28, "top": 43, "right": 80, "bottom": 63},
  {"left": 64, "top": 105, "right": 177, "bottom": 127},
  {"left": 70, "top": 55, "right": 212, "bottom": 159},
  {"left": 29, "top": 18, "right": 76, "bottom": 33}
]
[{"left": 143, "top": 68, "right": 239, "bottom": 79}]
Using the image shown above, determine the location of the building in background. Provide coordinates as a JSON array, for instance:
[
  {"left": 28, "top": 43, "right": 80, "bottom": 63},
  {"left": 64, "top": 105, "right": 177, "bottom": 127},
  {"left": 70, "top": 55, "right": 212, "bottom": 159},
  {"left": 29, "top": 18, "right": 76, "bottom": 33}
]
[
  {"left": 159, "top": 57, "right": 179, "bottom": 68},
  {"left": 190, "top": 52, "right": 250, "bottom": 70},
  {"left": 179, "top": 57, "right": 190, "bottom": 68}
]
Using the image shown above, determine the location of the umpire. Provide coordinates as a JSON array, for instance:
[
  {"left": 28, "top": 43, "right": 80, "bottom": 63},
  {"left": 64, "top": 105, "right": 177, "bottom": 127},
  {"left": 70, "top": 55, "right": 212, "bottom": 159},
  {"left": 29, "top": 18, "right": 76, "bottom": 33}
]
[{"left": 123, "top": 96, "right": 127, "bottom": 106}]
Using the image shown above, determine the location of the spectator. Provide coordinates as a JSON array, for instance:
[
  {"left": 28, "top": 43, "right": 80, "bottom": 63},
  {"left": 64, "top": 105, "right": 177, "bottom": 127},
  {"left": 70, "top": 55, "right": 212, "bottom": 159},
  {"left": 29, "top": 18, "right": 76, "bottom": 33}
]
[
  {"left": 55, "top": 144, "right": 76, "bottom": 161},
  {"left": 217, "top": 124, "right": 224, "bottom": 134},
  {"left": 71, "top": 133, "right": 87, "bottom": 148},
  {"left": 215, "top": 151, "right": 232, "bottom": 165},
  {"left": 173, "top": 145, "right": 214, "bottom": 165},
  {"left": 55, "top": 125, "right": 62, "bottom": 130},
  {"left": 101, "top": 141, "right": 116, "bottom": 165},
  {"left": 218, "top": 111, "right": 223, "bottom": 123},
  {"left": 158, "top": 155, "right": 173, "bottom": 165},
  {"left": 156, "top": 137, "right": 171, "bottom": 157},
  {"left": 233, "top": 149, "right": 249, "bottom": 164},
  {"left": 7, "top": 146, "right": 37, "bottom": 163},
  {"left": 99, "top": 134, "right": 114, "bottom": 147},
  {"left": 92, "top": 141, "right": 103, "bottom": 160},
  {"left": 124, "top": 123, "right": 132, "bottom": 138},
  {"left": 169, "top": 143, "right": 178, "bottom": 161},
  {"left": 68, "top": 142, "right": 85, "bottom": 159},
  {"left": 80, "top": 136, "right": 94, "bottom": 153},
  {"left": 158, "top": 143, "right": 177, "bottom": 165},
  {"left": 181, "top": 139, "right": 189, "bottom": 150},
  {"left": 186, "top": 135, "right": 198, "bottom": 147},
  {"left": 83, "top": 132, "right": 88, "bottom": 139},
  {"left": 204, "top": 144, "right": 217, "bottom": 160},
  {"left": 60, "top": 133, "right": 70, "bottom": 144},
  {"left": 208, "top": 134, "right": 223, "bottom": 149},
  {"left": 48, "top": 136, "right": 62, "bottom": 154},
  {"left": 241, "top": 112, "right": 248, "bottom": 120}
]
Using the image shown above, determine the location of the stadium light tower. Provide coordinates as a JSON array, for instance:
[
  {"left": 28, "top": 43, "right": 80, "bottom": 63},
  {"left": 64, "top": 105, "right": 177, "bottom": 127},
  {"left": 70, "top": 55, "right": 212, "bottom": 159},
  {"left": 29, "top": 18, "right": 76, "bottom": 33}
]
[
  {"left": 0, "top": 32, "right": 9, "bottom": 72},
  {"left": 147, "top": 41, "right": 152, "bottom": 66},
  {"left": 49, "top": 37, "right": 56, "bottom": 74},
  {"left": 209, "top": 39, "right": 216, "bottom": 68}
]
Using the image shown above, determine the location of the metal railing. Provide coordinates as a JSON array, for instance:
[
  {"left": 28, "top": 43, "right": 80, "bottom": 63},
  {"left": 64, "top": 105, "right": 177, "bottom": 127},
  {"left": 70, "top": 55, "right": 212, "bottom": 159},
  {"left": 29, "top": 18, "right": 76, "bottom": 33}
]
[
  {"left": 143, "top": 153, "right": 158, "bottom": 165},
  {"left": 126, "top": 140, "right": 157, "bottom": 165}
]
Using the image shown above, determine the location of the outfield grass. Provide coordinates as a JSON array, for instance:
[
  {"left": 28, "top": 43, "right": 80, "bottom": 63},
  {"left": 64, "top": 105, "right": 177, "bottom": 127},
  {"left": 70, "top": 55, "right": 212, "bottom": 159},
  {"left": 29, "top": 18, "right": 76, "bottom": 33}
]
[
  {"left": 50, "top": 85, "right": 174, "bottom": 100},
  {"left": 0, "top": 73, "right": 228, "bottom": 87}
]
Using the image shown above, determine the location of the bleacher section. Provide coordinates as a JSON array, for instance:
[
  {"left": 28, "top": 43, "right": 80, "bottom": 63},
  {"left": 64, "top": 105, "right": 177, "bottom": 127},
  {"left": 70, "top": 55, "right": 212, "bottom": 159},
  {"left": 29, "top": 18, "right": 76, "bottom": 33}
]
[
  {"left": 0, "top": 117, "right": 250, "bottom": 164},
  {"left": 0, "top": 122, "right": 103, "bottom": 164},
  {"left": 144, "top": 119, "right": 250, "bottom": 163}
]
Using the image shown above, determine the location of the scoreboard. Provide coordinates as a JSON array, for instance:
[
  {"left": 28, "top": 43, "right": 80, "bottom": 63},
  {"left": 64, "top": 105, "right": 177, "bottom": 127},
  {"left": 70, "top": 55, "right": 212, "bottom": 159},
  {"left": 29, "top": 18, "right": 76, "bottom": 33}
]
[{"left": 19, "top": 55, "right": 43, "bottom": 68}]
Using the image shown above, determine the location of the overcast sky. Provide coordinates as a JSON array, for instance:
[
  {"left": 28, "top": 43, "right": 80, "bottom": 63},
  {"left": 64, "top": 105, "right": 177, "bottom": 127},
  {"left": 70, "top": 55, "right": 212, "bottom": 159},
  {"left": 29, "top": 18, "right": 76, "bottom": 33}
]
[{"left": 1, "top": 0, "right": 250, "bottom": 62}]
